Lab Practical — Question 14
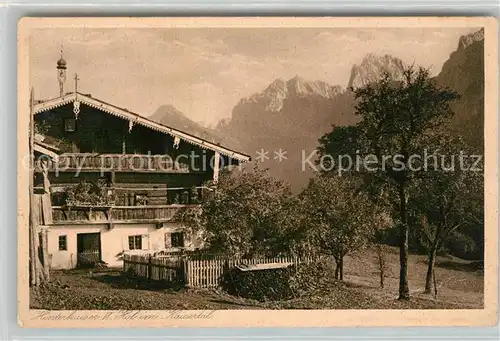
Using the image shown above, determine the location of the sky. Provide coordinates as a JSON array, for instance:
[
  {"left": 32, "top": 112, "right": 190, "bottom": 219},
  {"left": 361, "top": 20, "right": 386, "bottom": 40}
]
[{"left": 30, "top": 27, "right": 477, "bottom": 127}]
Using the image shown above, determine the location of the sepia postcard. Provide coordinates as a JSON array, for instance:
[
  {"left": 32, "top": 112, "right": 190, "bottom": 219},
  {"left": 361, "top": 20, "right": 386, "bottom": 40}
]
[{"left": 18, "top": 17, "right": 498, "bottom": 328}]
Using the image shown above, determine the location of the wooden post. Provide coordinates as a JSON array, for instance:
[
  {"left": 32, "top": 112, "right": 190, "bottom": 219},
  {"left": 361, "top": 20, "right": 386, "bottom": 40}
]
[
  {"left": 41, "top": 228, "right": 50, "bottom": 280},
  {"left": 183, "top": 259, "right": 188, "bottom": 286},
  {"left": 212, "top": 151, "right": 220, "bottom": 184},
  {"left": 29, "top": 88, "right": 38, "bottom": 286},
  {"left": 148, "top": 255, "right": 152, "bottom": 281},
  {"left": 29, "top": 88, "right": 50, "bottom": 285},
  {"left": 41, "top": 159, "right": 50, "bottom": 193},
  {"left": 29, "top": 208, "right": 37, "bottom": 286}
]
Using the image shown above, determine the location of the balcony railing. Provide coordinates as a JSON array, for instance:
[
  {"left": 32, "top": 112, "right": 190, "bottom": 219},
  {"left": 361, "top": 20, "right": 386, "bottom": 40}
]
[
  {"left": 50, "top": 186, "right": 212, "bottom": 206},
  {"left": 51, "top": 204, "right": 199, "bottom": 224},
  {"left": 35, "top": 153, "right": 190, "bottom": 173}
]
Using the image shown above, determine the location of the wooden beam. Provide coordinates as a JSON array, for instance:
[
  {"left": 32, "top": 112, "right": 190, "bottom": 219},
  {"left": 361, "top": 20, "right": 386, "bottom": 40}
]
[
  {"left": 41, "top": 159, "right": 51, "bottom": 193},
  {"left": 104, "top": 207, "right": 112, "bottom": 220},
  {"left": 47, "top": 168, "right": 193, "bottom": 174},
  {"left": 41, "top": 193, "right": 52, "bottom": 225},
  {"left": 52, "top": 204, "right": 196, "bottom": 209},
  {"left": 213, "top": 151, "right": 220, "bottom": 184},
  {"left": 29, "top": 87, "right": 37, "bottom": 286},
  {"left": 40, "top": 229, "right": 50, "bottom": 280},
  {"left": 49, "top": 218, "right": 178, "bottom": 226}
]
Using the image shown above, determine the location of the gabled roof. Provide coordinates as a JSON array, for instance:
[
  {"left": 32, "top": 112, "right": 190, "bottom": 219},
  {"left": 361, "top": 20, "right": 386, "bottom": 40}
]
[{"left": 34, "top": 92, "right": 251, "bottom": 162}]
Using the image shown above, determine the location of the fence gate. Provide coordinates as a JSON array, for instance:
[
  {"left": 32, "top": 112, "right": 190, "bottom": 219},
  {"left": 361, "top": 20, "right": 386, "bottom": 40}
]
[{"left": 76, "top": 232, "right": 101, "bottom": 268}]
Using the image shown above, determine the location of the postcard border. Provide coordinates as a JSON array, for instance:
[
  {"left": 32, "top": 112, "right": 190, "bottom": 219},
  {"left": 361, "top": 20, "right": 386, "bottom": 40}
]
[{"left": 17, "top": 16, "right": 499, "bottom": 328}]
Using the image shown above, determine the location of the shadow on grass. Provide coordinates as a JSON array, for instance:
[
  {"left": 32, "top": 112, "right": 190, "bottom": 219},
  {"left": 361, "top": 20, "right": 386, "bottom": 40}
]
[
  {"left": 91, "top": 273, "right": 186, "bottom": 292},
  {"left": 207, "top": 298, "right": 260, "bottom": 308},
  {"left": 344, "top": 281, "right": 372, "bottom": 289},
  {"left": 436, "top": 260, "right": 484, "bottom": 272}
]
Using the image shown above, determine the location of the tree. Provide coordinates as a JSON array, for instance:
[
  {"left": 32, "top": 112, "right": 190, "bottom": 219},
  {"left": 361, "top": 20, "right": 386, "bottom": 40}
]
[
  {"left": 180, "top": 165, "right": 301, "bottom": 257},
  {"left": 300, "top": 175, "right": 389, "bottom": 280},
  {"left": 317, "top": 66, "right": 459, "bottom": 299},
  {"left": 374, "top": 243, "right": 390, "bottom": 289},
  {"left": 408, "top": 134, "right": 483, "bottom": 293}
]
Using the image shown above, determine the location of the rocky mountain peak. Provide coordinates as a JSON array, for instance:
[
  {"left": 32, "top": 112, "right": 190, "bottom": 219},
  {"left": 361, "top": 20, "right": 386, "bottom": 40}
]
[
  {"left": 263, "top": 78, "right": 287, "bottom": 93},
  {"left": 241, "top": 76, "right": 343, "bottom": 112},
  {"left": 457, "top": 28, "right": 484, "bottom": 51},
  {"left": 153, "top": 104, "right": 185, "bottom": 117},
  {"left": 348, "top": 53, "right": 405, "bottom": 89},
  {"left": 150, "top": 104, "right": 221, "bottom": 144},
  {"left": 287, "top": 76, "right": 342, "bottom": 98}
]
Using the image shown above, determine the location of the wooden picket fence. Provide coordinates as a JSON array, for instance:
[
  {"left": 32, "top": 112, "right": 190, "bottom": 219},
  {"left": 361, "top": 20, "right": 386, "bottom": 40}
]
[
  {"left": 122, "top": 252, "right": 315, "bottom": 288},
  {"left": 123, "top": 253, "right": 185, "bottom": 283},
  {"left": 185, "top": 255, "right": 310, "bottom": 288}
]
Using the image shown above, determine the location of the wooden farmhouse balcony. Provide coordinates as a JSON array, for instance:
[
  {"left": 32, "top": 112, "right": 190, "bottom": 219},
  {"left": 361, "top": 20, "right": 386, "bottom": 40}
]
[
  {"left": 51, "top": 204, "right": 199, "bottom": 226},
  {"left": 35, "top": 153, "right": 190, "bottom": 173}
]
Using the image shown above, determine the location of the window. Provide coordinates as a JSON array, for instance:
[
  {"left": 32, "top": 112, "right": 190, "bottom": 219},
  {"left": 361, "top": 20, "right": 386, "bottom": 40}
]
[
  {"left": 64, "top": 118, "right": 76, "bottom": 132},
  {"left": 170, "top": 232, "right": 184, "bottom": 248},
  {"left": 128, "top": 235, "right": 142, "bottom": 250},
  {"left": 58, "top": 235, "right": 67, "bottom": 251}
]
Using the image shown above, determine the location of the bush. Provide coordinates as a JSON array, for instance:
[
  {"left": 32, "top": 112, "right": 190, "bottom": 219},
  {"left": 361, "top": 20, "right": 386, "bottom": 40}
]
[
  {"left": 289, "top": 258, "right": 339, "bottom": 297},
  {"left": 222, "top": 266, "right": 294, "bottom": 301},
  {"left": 444, "top": 231, "right": 477, "bottom": 260},
  {"left": 221, "top": 259, "right": 344, "bottom": 302}
]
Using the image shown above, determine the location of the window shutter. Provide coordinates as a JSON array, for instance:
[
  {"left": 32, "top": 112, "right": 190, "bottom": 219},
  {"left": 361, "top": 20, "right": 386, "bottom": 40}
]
[
  {"left": 142, "top": 234, "right": 149, "bottom": 250},
  {"left": 164, "top": 232, "right": 172, "bottom": 249}
]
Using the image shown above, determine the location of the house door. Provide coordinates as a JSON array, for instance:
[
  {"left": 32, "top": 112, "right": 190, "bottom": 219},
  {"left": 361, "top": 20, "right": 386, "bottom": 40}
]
[{"left": 76, "top": 232, "right": 101, "bottom": 268}]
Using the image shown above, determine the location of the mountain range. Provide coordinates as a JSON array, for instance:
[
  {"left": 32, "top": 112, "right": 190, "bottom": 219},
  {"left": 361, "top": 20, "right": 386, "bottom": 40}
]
[
  {"left": 436, "top": 28, "right": 484, "bottom": 150},
  {"left": 150, "top": 28, "right": 484, "bottom": 191},
  {"left": 150, "top": 104, "right": 245, "bottom": 153}
]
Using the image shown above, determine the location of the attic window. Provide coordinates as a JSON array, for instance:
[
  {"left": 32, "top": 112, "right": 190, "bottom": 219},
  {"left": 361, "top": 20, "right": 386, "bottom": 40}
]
[{"left": 64, "top": 118, "right": 76, "bottom": 132}]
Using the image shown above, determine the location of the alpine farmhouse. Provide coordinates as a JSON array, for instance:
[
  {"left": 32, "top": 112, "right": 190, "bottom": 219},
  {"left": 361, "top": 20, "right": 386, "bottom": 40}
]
[{"left": 31, "top": 53, "right": 251, "bottom": 269}]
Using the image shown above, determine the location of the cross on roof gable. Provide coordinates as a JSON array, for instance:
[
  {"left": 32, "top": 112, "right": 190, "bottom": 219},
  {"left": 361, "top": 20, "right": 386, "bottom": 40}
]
[{"left": 33, "top": 92, "right": 251, "bottom": 162}]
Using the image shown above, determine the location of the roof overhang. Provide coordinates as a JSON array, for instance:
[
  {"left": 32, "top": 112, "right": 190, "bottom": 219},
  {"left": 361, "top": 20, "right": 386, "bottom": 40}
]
[
  {"left": 34, "top": 142, "right": 59, "bottom": 159},
  {"left": 34, "top": 136, "right": 61, "bottom": 153},
  {"left": 34, "top": 92, "right": 251, "bottom": 162}
]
